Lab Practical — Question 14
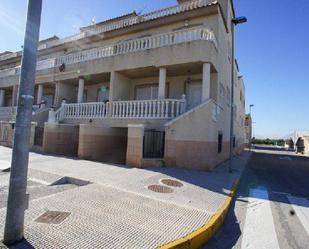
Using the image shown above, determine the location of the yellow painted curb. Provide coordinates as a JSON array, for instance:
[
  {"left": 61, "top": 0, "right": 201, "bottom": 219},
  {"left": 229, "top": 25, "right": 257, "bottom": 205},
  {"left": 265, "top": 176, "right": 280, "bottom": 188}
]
[{"left": 159, "top": 179, "right": 240, "bottom": 249}]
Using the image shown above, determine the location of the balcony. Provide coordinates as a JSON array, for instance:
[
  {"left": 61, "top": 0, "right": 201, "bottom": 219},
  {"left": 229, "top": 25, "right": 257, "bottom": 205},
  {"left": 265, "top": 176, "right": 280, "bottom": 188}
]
[
  {"left": 50, "top": 98, "right": 187, "bottom": 123},
  {"left": 0, "top": 26, "right": 217, "bottom": 79},
  {"left": 0, "top": 0, "right": 214, "bottom": 57}
]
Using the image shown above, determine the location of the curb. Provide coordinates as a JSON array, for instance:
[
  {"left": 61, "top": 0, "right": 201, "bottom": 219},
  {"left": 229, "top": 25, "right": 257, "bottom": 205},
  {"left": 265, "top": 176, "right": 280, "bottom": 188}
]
[{"left": 159, "top": 179, "right": 240, "bottom": 249}]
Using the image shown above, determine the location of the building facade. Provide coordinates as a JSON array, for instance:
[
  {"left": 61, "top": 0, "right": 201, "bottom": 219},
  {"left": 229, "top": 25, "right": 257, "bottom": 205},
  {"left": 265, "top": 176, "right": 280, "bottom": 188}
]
[{"left": 0, "top": 0, "right": 246, "bottom": 170}]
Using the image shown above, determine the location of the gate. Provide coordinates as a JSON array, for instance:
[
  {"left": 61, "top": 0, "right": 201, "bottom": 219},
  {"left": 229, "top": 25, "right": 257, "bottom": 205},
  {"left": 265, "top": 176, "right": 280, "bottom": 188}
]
[
  {"left": 143, "top": 130, "right": 165, "bottom": 159},
  {"left": 34, "top": 127, "right": 44, "bottom": 146}
]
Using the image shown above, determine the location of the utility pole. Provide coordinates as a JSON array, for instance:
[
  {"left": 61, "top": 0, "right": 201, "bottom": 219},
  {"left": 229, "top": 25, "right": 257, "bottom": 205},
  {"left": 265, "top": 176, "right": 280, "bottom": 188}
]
[{"left": 3, "top": 0, "right": 42, "bottom": 245}]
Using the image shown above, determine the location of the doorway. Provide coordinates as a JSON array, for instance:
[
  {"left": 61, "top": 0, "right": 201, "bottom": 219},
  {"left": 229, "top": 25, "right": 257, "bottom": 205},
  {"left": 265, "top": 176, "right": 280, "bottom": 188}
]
[{"left": 186, "top": 81, "right": 202, "bottom": 110}]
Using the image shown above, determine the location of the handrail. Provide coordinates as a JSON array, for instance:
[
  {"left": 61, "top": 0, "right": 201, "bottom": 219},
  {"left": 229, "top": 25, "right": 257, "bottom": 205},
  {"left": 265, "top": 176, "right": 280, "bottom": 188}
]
[
  {"left": 110, "top": 99, "right": 186, "bottom": 119},
  {"left": 0, "top": 26, "right": 217, "bottom": 78},
  {"left": 56, "top": 27, "right": 217, "bottom": 66},
  {"left": 51, "top": 98, "right": 187, "bottom": 122}
]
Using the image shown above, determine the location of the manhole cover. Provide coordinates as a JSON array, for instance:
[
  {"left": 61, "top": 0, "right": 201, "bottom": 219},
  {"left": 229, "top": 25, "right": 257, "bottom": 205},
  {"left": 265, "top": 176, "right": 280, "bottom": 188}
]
[
  {"left": 148, "top": 185, "right": 173, "bottom": 193},
  {"left": 35, "top": 211, "right": 71, "bottom": 224},
  {"left": 161, "top": 179, "right": 183, "bottom": 187}
]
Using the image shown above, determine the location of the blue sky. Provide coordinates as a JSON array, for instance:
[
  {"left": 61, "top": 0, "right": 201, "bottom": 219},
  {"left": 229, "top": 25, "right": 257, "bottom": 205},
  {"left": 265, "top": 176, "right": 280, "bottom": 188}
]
[{"left": 0, "top": 0, "right": 308, "bottom": 138}]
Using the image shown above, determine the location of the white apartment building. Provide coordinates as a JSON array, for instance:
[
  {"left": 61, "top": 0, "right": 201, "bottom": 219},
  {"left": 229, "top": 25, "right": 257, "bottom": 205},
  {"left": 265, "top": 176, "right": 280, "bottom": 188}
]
[{"left": 0, "top": 0, "right": 246, "bottom": 170}]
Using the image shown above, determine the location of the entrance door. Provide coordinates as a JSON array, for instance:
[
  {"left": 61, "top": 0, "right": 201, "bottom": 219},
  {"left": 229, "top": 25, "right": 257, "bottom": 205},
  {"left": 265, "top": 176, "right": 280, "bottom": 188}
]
[{"left": 186, "top": 82, "right": 202, "bottom": 110}]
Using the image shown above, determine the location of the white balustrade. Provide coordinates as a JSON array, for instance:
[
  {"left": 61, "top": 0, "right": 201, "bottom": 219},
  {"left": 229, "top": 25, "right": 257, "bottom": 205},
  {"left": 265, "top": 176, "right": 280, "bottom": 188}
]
[
  {"left": 0, "top": 68, "right": 17, "bottom": 78},
  {"left": 0, "top": 58, "right": 55, "bottom": 78},
  {"left": 0, "top": 25, "right": 217, "bottom": 78},
  {"left": 53, "top": 99, "right": 186, "bottom": 122},
  {"left": 110, "top": 99, "right": 186, "bottom": 119},
  {"left": 36, "top": 58, "right": 56, "bottom": 70},
  {"left": 54, "top": 102, "right": 109, "bottom": 121},
  {"left": 56, "top": 27, "right": 217, "bottom": 66}
]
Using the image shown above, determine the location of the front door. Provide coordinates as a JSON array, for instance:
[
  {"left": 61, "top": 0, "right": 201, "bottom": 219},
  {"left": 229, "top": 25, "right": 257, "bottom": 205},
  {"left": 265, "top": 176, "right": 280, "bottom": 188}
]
[{"left": 186, "top": 82, "right": 202, "bottom": 110}]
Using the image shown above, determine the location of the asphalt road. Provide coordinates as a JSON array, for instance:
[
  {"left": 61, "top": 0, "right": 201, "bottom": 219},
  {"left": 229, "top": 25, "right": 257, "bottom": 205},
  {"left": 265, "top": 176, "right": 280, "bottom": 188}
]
[{"left": 206, "top": 149, "right": 309, "bottom": 249}]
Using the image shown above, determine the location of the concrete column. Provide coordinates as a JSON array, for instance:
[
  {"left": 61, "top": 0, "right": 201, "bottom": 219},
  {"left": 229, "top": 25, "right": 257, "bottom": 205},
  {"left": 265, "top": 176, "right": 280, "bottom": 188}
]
[
  {"left": 126, "top": 124, "right": 144, "bottom": 168},
  {"left": 37, "top": 84, "right": 43, "bottom": 105},
  {"left": 202, "top": 63, "right": 211, "bottom": 102},
  {"left": 77, "top": 78, "right": 85, "bottom": 103},
  {"left": 12, "top": 85, "right": 19, "bottom": 106},
  {"left": 0, "top": 89, "right": 5, "bottom": 107},
  {"left": 158, "top": 68, "right": 167, "bottom": 99},
  {"left": 54, "top": 82, "right": 76, "bottom": 108}
]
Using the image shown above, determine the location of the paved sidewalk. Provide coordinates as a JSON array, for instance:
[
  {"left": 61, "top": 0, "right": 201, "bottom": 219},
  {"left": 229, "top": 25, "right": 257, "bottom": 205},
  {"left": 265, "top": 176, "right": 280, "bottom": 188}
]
[{"left": 0, "top": 146, "right": 250, "bottom": 248}]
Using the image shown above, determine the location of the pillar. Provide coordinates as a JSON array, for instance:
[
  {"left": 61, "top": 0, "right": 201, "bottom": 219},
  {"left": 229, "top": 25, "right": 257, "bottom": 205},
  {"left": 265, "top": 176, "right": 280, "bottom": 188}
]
[
  {"left": 158, "top": 68, "right": 167, "bottom": 99},
  {"left": 77, "top": 78, "right": 85, "bottom": 103},
  {"left": 37, "top": 84, "right": 43, "bottom": 105},
  {"left": 202, "top": 63, "right": 211, "bottom": 102},
  {"left": 12, "top": 85, "right": 19, "bottom": 106},
  {"left": 54, "top": 82, "right": 76, "bottom": 108},
  {"left": 126, "top": 124, "right": 144, "bottom": 167},
  {"left": 0, "top": 89, "right": 5, "bottom": 107}
]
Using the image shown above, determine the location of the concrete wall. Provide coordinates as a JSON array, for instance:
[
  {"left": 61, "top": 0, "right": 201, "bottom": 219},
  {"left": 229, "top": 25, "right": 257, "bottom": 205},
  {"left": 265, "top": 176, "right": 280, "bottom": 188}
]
[
  {"left": 32, "top": 109, "right": 50, "bottom": 128},
  {"left": 164, "top": 100, "right": 229, "bottom": 171},
  {"left": 54, "top": 82, "right": 77, "bottom": 107},
  {"left": 0, "top": 121, "right": 36, "bottom": 148},
  {"left": 78, "top": 124, "right": 127, "bottom": 164},
  {"left": 126, "top": 124, "right": 144, "bottom": 167},
  {"left": 43, "top": 123, "right": 79, "bottom": 157}
]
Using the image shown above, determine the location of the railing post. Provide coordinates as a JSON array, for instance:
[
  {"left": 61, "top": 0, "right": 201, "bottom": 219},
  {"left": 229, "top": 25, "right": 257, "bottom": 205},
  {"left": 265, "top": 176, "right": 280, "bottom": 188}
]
[
  {"left": 181, "top": 94, "right": 187, "bottom": 113},
  {"left": 48, "top": 109, "right": 56, "bottom": 123}
]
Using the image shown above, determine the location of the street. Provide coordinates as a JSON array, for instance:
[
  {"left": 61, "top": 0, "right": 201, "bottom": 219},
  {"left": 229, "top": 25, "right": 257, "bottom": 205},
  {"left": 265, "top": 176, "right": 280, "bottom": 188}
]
[{"left": 207, "top": 148, "right": 309, "bottom": 249}]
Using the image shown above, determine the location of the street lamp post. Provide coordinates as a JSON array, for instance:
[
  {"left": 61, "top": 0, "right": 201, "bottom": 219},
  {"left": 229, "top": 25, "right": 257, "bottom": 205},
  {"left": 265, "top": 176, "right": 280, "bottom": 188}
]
[
  {"left": 249, "top": 104, "right": 254, "bottom": 115},
  {"left": 229, "top": 16, "right": 247, "bottom": 172},
  {"left": 3, "top": 0, "right": 42, "bottom": 245}
]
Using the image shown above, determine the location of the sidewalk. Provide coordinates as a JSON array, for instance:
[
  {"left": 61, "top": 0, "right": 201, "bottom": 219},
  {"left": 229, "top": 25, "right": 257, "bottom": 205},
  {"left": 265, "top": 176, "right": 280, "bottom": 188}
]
[{"left": 0, "top": 146, "right": 251, "bottom": 249}]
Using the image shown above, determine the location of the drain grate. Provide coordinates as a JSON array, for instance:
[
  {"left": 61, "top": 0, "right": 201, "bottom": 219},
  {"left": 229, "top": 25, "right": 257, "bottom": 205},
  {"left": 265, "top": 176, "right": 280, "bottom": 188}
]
[
  {"left": 148, "top": 185, "right": 173, "bottom": 193},
  {"left": 161, "top": 179, "right": 184, "bottom": 187},
  {"left": 35, "top": 211, "right": 71, "bottom": 224}
]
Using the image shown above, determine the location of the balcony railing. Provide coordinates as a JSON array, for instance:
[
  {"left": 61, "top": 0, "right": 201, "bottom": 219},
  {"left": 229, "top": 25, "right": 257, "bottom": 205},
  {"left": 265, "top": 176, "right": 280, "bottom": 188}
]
[
  {"left": 51, "top": 99, "right": 186, "bottom": 122},
  {"left": 0, "top": 26, "right": 217, "bottom": 79},
  {"left": 110, "top": 99, "right": 186, "bottom": 119},
  {"left": 56, "top": 27, "right": 217, "bottom": 66},
  {"left": 58, "top": 102, "right": 109, "bottom": 120}
]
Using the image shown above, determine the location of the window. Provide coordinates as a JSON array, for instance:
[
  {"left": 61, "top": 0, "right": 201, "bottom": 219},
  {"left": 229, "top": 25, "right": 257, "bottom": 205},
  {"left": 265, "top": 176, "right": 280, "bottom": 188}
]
[
  {"left": 218, "top": 132, "right": 223, "bottom": 153},
  {"left": 135, "top": 84, "right": 158, "bottom": 100},
  {"left": 233, "top": 136, "right": 236, "bottom": 148},
  {"left": 97, "top": 86, "right": 109, "bottom": 102}
]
